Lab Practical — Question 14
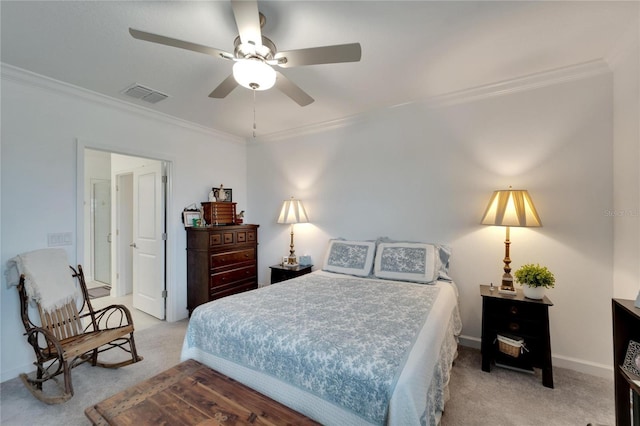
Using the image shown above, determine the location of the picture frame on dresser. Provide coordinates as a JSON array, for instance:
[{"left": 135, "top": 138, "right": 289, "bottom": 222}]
[
  {"left": 183, "top": 210, "right": 201, "bottom": 227},
  {"left": 621, "top": 340, "right": 640, "bottom": 378},
  {"left": 212, "top": 187, "right": 232, "bottom": 202}
]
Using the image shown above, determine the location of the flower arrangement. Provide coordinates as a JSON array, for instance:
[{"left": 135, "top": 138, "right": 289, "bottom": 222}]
[{"left": 514, "top": 263, "right": 555, "bottom": 288}]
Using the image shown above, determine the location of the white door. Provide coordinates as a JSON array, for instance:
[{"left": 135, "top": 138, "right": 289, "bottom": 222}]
[
  {"left": 116, "top": 173, "right": 134, "bottom": 296},
  {"left": 132, "top": 162, "right": 165, "bottom": 319}
]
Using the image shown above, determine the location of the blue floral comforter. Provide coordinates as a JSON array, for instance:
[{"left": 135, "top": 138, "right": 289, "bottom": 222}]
[{"left": 185, "top": 272, "right": 443, "bottom": 424}]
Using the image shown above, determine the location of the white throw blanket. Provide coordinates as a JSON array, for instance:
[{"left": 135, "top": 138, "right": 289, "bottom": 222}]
[{"left": 5, "top": 248, "right": 80, "bottom": 313}]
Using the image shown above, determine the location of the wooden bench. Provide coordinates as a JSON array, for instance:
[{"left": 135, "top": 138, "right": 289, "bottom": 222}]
[{"left": 85, "top": 359, "right": 321, "bottom": 425}]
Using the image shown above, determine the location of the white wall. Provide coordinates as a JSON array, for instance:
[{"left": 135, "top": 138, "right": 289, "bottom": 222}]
[
  {"left": 610, "top": 21, "right": 640, "bottom": 300},
  {"left": 248, "top": 63, "right": 616, "bottom": 376},
  {"left": 0, "top": 65, "right": 248, "bottom": 382}
]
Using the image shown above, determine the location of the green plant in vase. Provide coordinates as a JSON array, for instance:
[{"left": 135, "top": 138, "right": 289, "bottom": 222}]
[{"left": 514, "top": 263, "right": 555, "bottom": 300}]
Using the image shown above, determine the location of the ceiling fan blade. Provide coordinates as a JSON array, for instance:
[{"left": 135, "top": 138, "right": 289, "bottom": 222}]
[
  {"left": 209, "top": 74, "right": 239, "bottom": 98},
  {"left": 231, "top": 0, "right": 262, "bottom": 46},
  {"left": 275, "top": 72, "right": 314, "bottom": 106},
  {"left": 274, "top": 43, "right": 362, "bottom": 68},
  {"left": 129, "top": 28, "right": 234, "bottom": 60}
]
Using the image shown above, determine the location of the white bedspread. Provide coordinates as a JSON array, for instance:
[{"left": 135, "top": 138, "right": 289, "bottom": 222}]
[{"left": 181, "top": 270, "right": 461, "bottom": 425}]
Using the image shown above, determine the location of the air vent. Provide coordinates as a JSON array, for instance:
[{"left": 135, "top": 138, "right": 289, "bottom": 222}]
[{"left": 121, "top": 84, "right": 169, "bottom": 104}]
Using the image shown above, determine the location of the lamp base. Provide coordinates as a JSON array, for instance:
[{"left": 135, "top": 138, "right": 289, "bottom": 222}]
[
  {"left": 499, "top": 275, "right": 516, "bottom": 295},
  {"left": 286, "top": 255, "right": 298, "bottom": 266}
]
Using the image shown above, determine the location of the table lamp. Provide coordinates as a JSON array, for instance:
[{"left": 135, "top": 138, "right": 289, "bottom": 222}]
[
  {"left": 277, "top": 197, "right": 309, "bottom": 266},
  {"left": 481, "top": 187, "right": 541, "bottom": 294}
]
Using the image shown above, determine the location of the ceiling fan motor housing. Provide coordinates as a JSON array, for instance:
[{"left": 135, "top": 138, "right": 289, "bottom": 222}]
[{"left": 233, "top": 35, "right": 276, "bottom": 61}]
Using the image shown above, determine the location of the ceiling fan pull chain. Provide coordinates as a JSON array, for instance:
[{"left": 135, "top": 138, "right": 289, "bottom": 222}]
[{"left": 252, "top": 89, "right": 257, "bottom": 138}]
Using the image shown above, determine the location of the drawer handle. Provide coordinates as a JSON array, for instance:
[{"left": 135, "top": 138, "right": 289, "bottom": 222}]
[
  {"left": 510, "top": 306, "right": 518, "bottom": 315},
  {"left": 509, "top": 322, "right": 520, "bottom": 332},
  {"left": 245, "top": 254, "right": 249, "bottom": 258}
]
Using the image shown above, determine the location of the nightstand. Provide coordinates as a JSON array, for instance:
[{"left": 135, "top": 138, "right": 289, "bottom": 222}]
[
  {"left": 269, "top": 264, "right": 313, "bottom": 284},
  {"left": 480, "top": 284, "right": 554, "bottom": 388}
]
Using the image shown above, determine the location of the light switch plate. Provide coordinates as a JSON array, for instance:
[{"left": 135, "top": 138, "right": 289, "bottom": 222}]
[{"left": 48, "top": 232, "right": 73, "bottom": 247}]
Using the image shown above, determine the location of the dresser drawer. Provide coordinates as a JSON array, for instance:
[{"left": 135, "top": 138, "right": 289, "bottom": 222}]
[
  {"left": 490, "top": 316, "right": 543, "bottom": 337},
  {"left": 237, "top": 229, "right": 257, "bottom": 243},
  {"left": 210, "top": 249, "right": 255, "bottom": 268},
  {"left": 210, "top": 265, "right": 257, "bottom": 288},
  {"left": 210, "top": 281, "right": 257, "bottom": 300},
  {"left": 209, "top": 231, "right": 235, "bottom": 246},
  {"left": 486, "top": 299, "right": 543, "bottom": 319}
]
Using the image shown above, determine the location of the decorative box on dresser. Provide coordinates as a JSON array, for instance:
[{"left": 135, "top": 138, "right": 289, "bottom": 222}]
[
  {"left": 186, "top": 224, "right": 259, "bottom": 316},
  {"left": 612, "top": 298, "right": 640, "bottom": 426}
]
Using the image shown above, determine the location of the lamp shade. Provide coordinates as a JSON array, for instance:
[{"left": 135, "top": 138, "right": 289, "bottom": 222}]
[
  {"left": 481, "top": 189, "right": 541, "bottom": 227},
  {"left": 233, "top": 59, "right": 276, "bottom": 91},
  {"left": 277, "top": 197, "right": 309, "bottom": 224}
]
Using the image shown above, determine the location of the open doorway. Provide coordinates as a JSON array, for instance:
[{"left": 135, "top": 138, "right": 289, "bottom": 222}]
[
  {"left": 83, "top": 149, "right": 167, "bottom": 325},
  {"left": 92, "top": 178, "right": 111, "bottom": 285}
]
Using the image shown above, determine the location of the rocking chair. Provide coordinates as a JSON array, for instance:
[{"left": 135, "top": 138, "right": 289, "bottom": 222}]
[{"left": 13, "top": 252, "right": 142, "bottom": 404}]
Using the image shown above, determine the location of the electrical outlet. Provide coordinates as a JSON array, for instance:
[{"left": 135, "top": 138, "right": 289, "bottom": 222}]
[{"left": 48, "top": 232, "right": 73, "bottom": 247}]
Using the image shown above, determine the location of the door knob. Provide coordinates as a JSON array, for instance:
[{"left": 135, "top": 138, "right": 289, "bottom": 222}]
[
  {"left": 107, "top": 233, "right": 112, "bottom": 243},
  {"left": 130, "top": 242, "right": 137, "bottom": 248}
]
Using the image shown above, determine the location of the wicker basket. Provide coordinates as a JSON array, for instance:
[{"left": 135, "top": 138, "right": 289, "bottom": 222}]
[{"left": 497, "top": 334, "right": 525, "bottom": 358}]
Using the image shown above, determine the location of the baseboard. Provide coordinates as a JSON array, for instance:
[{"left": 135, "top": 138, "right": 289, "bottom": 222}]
[
  {"left": 457, "top": 334, "right": 613, "bottom": 379},
  {"left": 552, "top": 354, "right": 613, "bottom": 379},
  {"left": 458, "top": 334, "right": 481, "bottom": 349},
  {"left": 1, "top": 362, "right": 33, "bottom": 384}
]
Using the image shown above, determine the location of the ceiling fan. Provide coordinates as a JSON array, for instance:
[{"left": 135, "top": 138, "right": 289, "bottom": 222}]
[{"left": 129, "top": 0, "right": 362, "bottom": 107}]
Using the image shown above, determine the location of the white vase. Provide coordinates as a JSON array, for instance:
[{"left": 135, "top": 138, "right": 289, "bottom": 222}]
[{"left": 523, "top": 285, "right": 545, "bottom": 300}]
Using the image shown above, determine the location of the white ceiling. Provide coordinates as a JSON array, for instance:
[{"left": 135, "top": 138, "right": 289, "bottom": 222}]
[{"left": 1, "top": 1, "right": 637, "bottom": 139}]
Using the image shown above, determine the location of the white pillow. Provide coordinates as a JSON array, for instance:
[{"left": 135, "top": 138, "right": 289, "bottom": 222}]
[
  {"left": 374, "top": 242, "right": 438, "bottom": 284},
  {"left": 322, "top": 240, "right": 376, "bottom": 277}
]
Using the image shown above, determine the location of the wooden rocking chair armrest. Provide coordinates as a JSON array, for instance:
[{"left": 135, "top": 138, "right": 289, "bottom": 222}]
[
  {"left": 85, "top": 304, "right": 135, "bottom": 332},
  {"left": 24, "top": 326, "right": 64, "bottom": 362}
]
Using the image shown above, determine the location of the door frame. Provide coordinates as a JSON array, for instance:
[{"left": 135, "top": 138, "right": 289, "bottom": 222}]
[{"left": 76, "top": 139, "right": 177, "bottom": 321}]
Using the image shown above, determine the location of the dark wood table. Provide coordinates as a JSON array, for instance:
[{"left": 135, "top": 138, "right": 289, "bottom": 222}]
[
  {"left": 480, "top": 284, "right": 554, "bottom": 388},
  {"left": 269, "top": 264, "right": 313, "bottom": 284},
  {"left": 85, "top": 359, "right": 320, "bottom": 425}
]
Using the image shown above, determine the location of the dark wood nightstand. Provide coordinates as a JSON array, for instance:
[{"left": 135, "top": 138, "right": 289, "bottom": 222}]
[
  {"left": 480, "top": 284, "right": 554, "bottom": 388},
  {"left": 269, "top": 264, "right": 313, "bottom": 284}
]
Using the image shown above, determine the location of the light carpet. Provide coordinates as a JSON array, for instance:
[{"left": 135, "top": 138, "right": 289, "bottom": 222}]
[{"left": 1, "top": 321, "right": 614, "bottom": 425}]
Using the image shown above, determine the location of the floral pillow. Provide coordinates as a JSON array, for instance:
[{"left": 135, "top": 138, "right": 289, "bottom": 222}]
[
  {"left": 322, "top": 239, "right": 376, "bottom": 277},
  {"left": 374, "top": 242, "right": 438, "bottom": 284}
]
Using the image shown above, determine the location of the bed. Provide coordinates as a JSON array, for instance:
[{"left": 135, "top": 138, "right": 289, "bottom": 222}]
[{"left": 181, "top": 239, "right": 461, "bottom": 426}]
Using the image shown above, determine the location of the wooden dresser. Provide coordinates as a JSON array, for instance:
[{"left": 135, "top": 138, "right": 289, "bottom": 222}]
[{"left": 186, "top": 224, "right": 259, "bottom": 315}]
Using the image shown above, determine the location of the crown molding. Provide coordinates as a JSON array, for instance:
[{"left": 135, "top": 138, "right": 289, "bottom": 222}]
[
  {"left": 3, "top": 60, "right": 612, "bottom": 146},
  {"left": 605, "top": 20, "right": 639, "bottom": 69},
  {"left": 253, "top": 112, "right": 371, "bottom": 144},
  {"left": 1, "top": 63, "right": 244, "bottom": 144},
  {"left": 427, "top": 59, "right": 611, "bottom": 108},
  {"left": 256, "top": 59, "right": 612, "bottom": 143}
]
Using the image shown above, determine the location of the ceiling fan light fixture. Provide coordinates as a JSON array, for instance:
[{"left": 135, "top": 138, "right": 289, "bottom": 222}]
[{"left": 233, "top": 59, "right": 276, "bottom": 91}]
